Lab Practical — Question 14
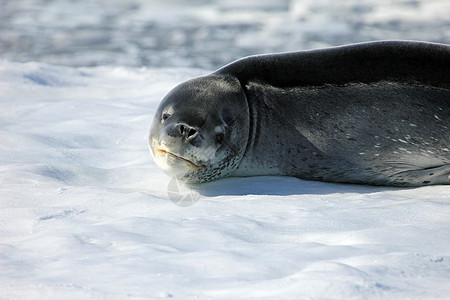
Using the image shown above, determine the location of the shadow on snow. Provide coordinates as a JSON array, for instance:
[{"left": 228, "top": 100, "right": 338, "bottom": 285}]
[{"left": 193, "top": 176, "right": 404, "bottom": 197}]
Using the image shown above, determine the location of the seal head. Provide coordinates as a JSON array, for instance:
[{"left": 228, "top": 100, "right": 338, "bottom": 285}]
[{"left": 149, "top": 74, "right": 249, "bottom": 182}]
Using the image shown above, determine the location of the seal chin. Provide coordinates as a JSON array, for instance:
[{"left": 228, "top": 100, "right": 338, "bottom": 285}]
[
  {"left": 155, "top": 148, "right": 205, "bottom": 170},
  {"left": 150, "top": 139, "right": 206, "bottom": 177}
]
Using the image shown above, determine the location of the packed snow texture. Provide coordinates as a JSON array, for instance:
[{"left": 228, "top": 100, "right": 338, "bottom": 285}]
[
  {"left": 1, "top": 61, "right": 450, "bottom": 300},
  {"left": 1, "top": 0, "right": 450, "bottom": 299}
]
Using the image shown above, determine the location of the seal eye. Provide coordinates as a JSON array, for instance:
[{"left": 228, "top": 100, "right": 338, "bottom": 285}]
[
  {"left": 161, "top": 113, "right": 171, "bottom": 122},
  {"left": 216, "top": 133, "right": 225, "bottom": 144}
]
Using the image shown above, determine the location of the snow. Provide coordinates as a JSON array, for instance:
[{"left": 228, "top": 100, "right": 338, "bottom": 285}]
[
  {"left": 1, "top": 61, "right": 449, "bottom": 300},
  {"left": 2, "top": 0, "right": 450, "bottom": 68},
  {"left": 1, "top": 0, "right": 450, "bottom": 299}
]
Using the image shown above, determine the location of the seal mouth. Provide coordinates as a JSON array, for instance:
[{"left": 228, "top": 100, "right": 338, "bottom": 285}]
[{"left": 152, "top": 139, "right": 205, "bottom": 170}]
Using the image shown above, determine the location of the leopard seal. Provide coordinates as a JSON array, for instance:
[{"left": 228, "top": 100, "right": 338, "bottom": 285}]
[{"left": 149, "top": 40, "right": 450, "bottom": 186}]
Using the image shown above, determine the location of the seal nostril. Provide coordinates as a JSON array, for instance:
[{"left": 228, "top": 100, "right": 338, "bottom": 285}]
[
  {"left": 179, "top": 124, "right": 185, "bottom": 135},
  {"left": 178, "top": 124, "right": 197, "bottom": 138},
  {"left": 188, "top": 128, "right": 197, "bottom": 138}
]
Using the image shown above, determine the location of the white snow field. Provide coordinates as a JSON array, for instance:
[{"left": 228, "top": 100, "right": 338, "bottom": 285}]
[
  {"left": 1, "top": 62, "right": 449, "bottom": 299},
  {"left": 1, "top": 0, "right": 450, "bottom": 299}
]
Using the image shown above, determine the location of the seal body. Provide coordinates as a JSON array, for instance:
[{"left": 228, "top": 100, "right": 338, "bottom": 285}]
[{"left": 149, "top": 41, "right": 450, "bottom": 186}]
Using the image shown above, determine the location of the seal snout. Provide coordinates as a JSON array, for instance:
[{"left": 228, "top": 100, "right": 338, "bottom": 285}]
[
  {"left": 177, "top": 123, "right": 199, "bottom": 140},
  {"left": 164, "top": 121, "right": 201, "bottom": 144}
]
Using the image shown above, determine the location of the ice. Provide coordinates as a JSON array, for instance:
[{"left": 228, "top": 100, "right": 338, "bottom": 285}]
[
  {"left": 1, "top": 0, "right": 450, "bottom": 298},
  {"left": 1, "top": 0, "right": 449, "bottom": 68}
]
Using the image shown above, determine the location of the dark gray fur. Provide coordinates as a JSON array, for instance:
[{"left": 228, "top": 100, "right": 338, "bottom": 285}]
[{"left": 150, "top": 41, "right": 449, "bottom": 186}]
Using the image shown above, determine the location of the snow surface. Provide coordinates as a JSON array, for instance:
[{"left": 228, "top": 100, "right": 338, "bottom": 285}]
[
  {"left": 1, "top": 0, "right": 450, "bottom": 299},
  {"left": 2, "top": 0, "right": 450, "bottom": 69},
  {"left": 1, "top": 61, "right": 449, "bottom": 299}
]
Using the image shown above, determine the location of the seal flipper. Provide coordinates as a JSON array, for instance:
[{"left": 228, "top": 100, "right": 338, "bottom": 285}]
[{"left": 391, "top": 165, "right": 450, "bottom": 186}]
